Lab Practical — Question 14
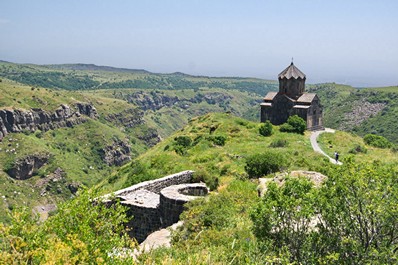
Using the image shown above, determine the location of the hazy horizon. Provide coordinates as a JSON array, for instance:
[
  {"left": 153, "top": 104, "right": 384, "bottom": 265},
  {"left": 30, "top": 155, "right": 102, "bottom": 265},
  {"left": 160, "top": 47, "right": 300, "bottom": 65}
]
[{"left": 1, "top": 0, "right": 397, "bottom": 87}]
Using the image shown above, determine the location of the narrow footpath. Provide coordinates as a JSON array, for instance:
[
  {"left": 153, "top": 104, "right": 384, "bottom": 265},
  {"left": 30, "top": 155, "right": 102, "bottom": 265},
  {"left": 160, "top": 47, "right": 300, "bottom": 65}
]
[{"left": 310, "top": 128, "right": 342, "bottom": 165}]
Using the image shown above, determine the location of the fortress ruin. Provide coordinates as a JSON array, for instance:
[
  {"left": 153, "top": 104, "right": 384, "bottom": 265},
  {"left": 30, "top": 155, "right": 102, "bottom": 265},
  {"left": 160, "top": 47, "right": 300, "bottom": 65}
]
[{"left": 103, "top": 171, "right": 208, "bottom": 242}]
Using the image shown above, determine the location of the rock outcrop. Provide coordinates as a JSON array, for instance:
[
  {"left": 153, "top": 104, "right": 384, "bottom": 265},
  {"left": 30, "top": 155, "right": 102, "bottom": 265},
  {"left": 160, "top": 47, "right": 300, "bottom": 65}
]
[
  {"left": 136, "top": 127, "right": 161, "bottom": 147},
  {"left": 0, "top": 103, "right": 98, "bottom": 141},
  {"left": 75, "top": 102, "right": 99, "bottom": 119},
  {"left": 105, "top": 108, "right": 144, "bottom": 128},
  {"left": 102, "top": 140, "right": 132, "bottom": 166},
  {"left": 6, "top": 153, "right": 50, "bottom": 180},
  {"left": 125, "top": 91, "right": 233, "bottom": 112}
]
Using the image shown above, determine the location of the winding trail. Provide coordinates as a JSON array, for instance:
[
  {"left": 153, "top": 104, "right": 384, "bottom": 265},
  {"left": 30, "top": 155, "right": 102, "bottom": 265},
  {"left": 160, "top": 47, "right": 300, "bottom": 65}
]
[{"left": 310, "top": 128, "right": 342, "bottom": 165}]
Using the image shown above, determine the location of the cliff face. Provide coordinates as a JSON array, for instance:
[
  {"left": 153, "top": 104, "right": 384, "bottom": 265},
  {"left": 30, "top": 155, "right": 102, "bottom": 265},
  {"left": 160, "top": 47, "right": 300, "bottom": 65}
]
[
  {"left": 102, "top": 140, "right": 132, "bottom": 166},
  {"left": 125, "top": 91, "right": 233, "bottom": 111},
  {"left": 0, "top": 103, "right": 98, "bottom": 141},
  {"left": 105, "top": 108, "right": 144, "bottom": 128},
  {"left": 6, "top": 153, "right": 50, "bottom": 180}
]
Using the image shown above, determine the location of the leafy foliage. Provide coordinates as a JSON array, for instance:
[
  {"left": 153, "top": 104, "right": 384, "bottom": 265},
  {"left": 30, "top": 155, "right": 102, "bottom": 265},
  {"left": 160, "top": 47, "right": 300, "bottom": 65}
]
[
  {"left": 280, "top": 115, "right": 306, "bottom": 134},
  {"left": 191, "top": 168, "right": 219, "bottom": 191},
  {"left": 245, "top": 151, "right": 288, "bottom": 178},
  {"left": 269, "top": 138, "right": 289, "bottom": 148},
  {"left": 207, "top": 135, "right": 227, "bottom": 146},
  {"left": 251, "top": 160, "right": 398, "bottom": 264},
  {"left": 259, "top": 120, "right": 273, "bottom": 136},
  {"left": 251, "top": 177, "right": 318, "bottom": 262},
  {"left": 174, "top": 135, "right": 192, "bottom": 147},
  {"left": 348, "top": 144, "right": 368, "bottom": 154},
  {"left": 364, "top": 133, "right": 392, "bottom": 148},
  {"left": 0, "top": 189, "right": 136, "bottom": 264}
]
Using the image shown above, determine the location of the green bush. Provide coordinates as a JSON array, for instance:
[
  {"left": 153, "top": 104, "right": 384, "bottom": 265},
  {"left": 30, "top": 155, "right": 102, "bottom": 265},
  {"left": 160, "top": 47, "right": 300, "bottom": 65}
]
[
  {"left": 207, "top": 135, "right": 226, "bottom": 146},
  {"left": 244, "top": 151, "right": 288, "bottom": 178},
  {"left": 280, "top": 115, "right": 306, "bottom": 134},
  {"left": 279, "top": 123, "right": 294, "bottom": 132},
  {"left": 174, "top": 135, "right": 192, "bottom": 147},
  {"left": 0, "top": 190, "right": 135, "bottom": 264},
  {"left": 348, "top": 144, "right": 368, "bottom": 154},
  {"left": 250, "top": 160, "right": 398, "bottom": 264},
  {"left": 269, "top": 139, "right": 288, "bottom": 148},
  {"left": 259, "top": 120, "right": 273, "bottom": 136},
  {"left": 364, "top": 134, "right": 392, "bottom": 148}
]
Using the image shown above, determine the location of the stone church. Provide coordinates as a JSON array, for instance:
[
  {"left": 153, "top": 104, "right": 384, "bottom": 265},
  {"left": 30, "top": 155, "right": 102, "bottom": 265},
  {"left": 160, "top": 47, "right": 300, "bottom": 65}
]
[{"left": 260, "top": 62, "right": 323, "bottom": 131}]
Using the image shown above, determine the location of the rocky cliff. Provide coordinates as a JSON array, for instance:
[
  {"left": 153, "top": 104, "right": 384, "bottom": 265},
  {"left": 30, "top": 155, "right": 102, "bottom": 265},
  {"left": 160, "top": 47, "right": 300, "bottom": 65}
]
[
  {"left": 125, "top": 91, "right": 233, "bottom": 111},
  {"left": 6, "top": 153, "right": 50, "bottom": 180},
  {"left": 105, "top": 108, "right": 144, "bottom": 128},
  {"left": 0, "top": 103, "right": 98, "bottom": 141},
  {"left": 102, "top": 139, "right": 132, "bottom": 166}
]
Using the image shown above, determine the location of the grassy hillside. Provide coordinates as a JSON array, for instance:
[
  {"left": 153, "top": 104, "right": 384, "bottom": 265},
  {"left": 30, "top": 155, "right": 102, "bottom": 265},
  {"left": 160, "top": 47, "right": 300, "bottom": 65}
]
[{"left": 101, "top": 112, "right": 398, "bottom": 193}]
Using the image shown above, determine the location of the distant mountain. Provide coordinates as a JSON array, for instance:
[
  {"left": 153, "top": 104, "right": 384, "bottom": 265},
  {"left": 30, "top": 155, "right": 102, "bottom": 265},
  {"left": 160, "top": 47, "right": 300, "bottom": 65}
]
[
  {"left": 46, "top": 63, "right": 150, "bottom": 74},
  {"left": 0, "top": 60, "right": 278, "bottom": 94}
]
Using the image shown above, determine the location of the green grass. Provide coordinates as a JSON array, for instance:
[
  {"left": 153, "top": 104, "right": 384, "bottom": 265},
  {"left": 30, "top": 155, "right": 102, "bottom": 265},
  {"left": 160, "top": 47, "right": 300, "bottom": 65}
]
[{"left": 318, "top": 131, "right": 398, "bottom": 165}]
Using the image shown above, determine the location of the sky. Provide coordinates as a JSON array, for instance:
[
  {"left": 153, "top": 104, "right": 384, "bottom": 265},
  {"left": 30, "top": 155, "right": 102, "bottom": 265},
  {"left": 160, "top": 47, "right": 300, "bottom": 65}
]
[{"left": 0, "top": 0, "right": 397, "bottom": 87}]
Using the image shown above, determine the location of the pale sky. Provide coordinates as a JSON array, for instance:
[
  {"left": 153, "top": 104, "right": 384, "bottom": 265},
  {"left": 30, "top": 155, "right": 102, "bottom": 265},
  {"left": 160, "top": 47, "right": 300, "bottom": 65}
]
[{"left": 1, "top": 0, "right": 397, "bottom": 87}]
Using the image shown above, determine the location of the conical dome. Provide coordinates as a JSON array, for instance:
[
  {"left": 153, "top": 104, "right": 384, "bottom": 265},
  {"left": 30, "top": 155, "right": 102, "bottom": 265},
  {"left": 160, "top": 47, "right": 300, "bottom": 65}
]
[{"left": 278, "top": 62, "right": 306, "bottom": 80}]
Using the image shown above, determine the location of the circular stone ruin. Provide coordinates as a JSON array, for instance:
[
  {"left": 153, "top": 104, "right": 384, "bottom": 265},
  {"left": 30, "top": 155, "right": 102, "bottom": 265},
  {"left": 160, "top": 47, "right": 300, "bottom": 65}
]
[{"left": 159, "top": 183, "right": 209, "bottom": 227}]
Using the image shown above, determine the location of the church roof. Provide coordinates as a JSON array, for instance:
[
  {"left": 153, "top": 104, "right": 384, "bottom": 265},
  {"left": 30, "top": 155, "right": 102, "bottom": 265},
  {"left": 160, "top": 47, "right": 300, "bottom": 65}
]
[
  {"left": 278, "top": 62, "right": 306, "bottom": 80},
  {"left": 263, "top": 91, "right": 278, "bottom": 101},
  {"left": 297, "top": 93, "right": 317, "bottom": 103}
]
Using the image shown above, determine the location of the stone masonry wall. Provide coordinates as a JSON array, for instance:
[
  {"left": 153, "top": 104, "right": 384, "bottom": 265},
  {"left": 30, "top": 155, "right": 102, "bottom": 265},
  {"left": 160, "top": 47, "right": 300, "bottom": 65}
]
[
  {"left": 114, "top": 170, "right": 194, "bottom": 197},
  {"left": 104, "top": 170, "right": 209, "bottom": 243},
  {"left": 159, "top": 183, "right": 208, "bottom": 227}
]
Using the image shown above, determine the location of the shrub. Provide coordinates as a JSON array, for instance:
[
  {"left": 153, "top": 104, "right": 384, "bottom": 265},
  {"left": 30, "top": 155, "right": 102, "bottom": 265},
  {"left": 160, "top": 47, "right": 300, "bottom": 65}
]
[
  {"left": 259, "top": 121, "right": 273, "bottom": 136},
  {"left": 245, "top": 151, "right": 288, "bottom": 178},
  {"left": 35, "top": 130, "right": 43, "bottom": 138},
  {"left": 279, "top": 123, "right": 294, "bottom": 132},
  {"left": 364, "top": 134, "right": 392, "bottom": 148},
  {"left": 172, "top": 135, "right": 193, "bottom": 155},
  {"left": 269, "top": 139, "right": 288, "bottom": 148},
  {"left": 174, "top": 136, "right": 192, "bottom": 147},
  {"left": 208, "top": 135, "right": 226, "bottom": 146},
  {"left": 348, "top": 144, "right": 368, "bottom": 154},
  {"left": 280, "top": 115, "right": 306, "bottom": 134},
  {"left": 192, "top": 135, "right": 203, "bottom": 146},
  {"left": 0, "top": 190, "right": 135, "bottom": 264},
  {"left": 192, "top": 168, "right": 219, "bottom": 190}
]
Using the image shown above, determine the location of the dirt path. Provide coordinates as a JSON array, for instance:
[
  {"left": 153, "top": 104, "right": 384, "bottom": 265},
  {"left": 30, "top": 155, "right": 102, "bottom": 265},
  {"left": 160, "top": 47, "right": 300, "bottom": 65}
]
[{"left": 310, "top": 128, "right": 342, "bottom": 165}]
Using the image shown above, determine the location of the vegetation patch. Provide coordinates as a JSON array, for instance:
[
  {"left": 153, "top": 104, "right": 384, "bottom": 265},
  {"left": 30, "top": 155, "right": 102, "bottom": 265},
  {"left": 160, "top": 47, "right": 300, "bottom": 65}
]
[
  {"left": 245, "top": 151, "right": 289, "bottom": 178},
  {"left": 280, "top": 115, "right": 306, "bottom": 134},
  {"left": 364, "top": 133, "right": 393, "bottom": 148},
  {"left": 259, "top": 120, "right": 273, "bottom": 136}
]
